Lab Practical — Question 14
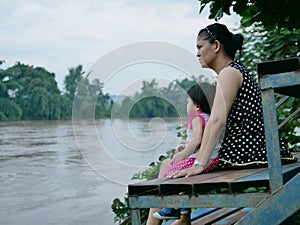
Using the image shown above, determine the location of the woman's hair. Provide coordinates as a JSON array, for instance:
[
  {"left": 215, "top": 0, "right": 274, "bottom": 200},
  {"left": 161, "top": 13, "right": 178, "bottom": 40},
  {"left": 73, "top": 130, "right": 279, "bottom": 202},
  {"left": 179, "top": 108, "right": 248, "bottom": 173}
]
[
  {"left": 198, "top": 23, "right": 244, "bottom": 60},
  {"left": 187, "top": 82, "right": 216, "bottom": 114}
]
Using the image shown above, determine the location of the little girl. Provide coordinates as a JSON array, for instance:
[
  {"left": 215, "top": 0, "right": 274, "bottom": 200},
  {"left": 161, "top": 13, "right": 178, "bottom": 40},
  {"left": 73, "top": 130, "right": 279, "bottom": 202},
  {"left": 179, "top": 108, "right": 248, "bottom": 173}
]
[{"left": 152, "top": 83, "right": 217, "bottom": 221}]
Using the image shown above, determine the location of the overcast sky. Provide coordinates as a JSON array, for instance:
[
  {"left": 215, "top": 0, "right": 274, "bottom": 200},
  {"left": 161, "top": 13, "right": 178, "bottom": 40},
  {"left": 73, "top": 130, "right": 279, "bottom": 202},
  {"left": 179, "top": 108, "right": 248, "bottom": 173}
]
[{"left": 0, "top": 0, "right": 240, "bottom": 95}]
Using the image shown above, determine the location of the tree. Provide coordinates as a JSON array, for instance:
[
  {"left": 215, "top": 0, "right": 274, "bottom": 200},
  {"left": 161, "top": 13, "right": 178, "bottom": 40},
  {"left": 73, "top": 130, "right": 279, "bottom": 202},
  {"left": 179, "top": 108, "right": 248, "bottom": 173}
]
[
  {"left": 62, "top": 65, "right": 84, "bottom": 119},
  {"left": 0, "top": 60, "right": 23, "bottom": 120},
  {"left": 198, "top": 0, "right": 300, "bottom": 30},
  {"left": 63, "top": 65, "right": 84, "bottom": 101},
  {"left": 5, "top": 62, "right": 62, "bottom": 120},
  {"left": 240, "top": 26, "right": 300, "bottom": 76},
  {"left": 115, "top": 79, "right": 181, "bottom": 118},
  {"left": 115, "top": 77, "right": 213, "bottom": 119},
  {"left": 0, "top": 98, "right": 22, "bottom": 121},
  {"left": 65, "top": 66, "right": 112, "bottom": 119}
]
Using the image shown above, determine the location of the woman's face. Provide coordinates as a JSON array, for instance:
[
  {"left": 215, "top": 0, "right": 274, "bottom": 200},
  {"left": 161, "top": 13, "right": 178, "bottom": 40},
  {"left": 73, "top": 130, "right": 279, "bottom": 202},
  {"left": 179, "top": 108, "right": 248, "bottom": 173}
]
[{"left": 196, "top": 36, "right": 215, "bottom": 69}]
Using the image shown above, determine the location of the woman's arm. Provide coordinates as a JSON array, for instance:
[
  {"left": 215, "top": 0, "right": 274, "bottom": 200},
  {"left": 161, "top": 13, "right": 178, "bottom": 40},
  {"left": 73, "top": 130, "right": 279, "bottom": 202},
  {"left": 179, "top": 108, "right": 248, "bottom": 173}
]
[{"left": 171, "top": 67, "right": 243, "bottom": 178}]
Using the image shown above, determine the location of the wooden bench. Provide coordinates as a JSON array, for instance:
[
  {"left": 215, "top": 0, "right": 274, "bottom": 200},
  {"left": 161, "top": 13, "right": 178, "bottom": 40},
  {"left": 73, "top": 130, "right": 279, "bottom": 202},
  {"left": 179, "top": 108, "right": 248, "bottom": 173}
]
[{"left": 128, "top": 58, "right": 300, "bottom": 225}]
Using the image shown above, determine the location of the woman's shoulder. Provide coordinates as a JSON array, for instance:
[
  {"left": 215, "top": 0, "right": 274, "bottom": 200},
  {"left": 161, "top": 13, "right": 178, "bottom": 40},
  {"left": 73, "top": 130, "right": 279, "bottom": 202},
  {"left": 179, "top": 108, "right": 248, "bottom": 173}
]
[
  {"left": 228, "top": 61, "right": 248, "bottom": 75},
  {"left": 219, "top": 65, "right": 243, "bottom": 86}
]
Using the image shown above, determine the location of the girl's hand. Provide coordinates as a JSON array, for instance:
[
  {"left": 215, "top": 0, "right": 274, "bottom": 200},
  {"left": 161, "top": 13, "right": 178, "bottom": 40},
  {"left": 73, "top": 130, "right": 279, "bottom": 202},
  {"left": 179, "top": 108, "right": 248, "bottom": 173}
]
[
  {"left": 176, "top": 144, "right": 185, "bottom": 152},
  {"left": 170, "top": 152, "right": 184, "bottom": 163},
  {"left": 167, "top": 165, "right": 204, "bottom": 178}
]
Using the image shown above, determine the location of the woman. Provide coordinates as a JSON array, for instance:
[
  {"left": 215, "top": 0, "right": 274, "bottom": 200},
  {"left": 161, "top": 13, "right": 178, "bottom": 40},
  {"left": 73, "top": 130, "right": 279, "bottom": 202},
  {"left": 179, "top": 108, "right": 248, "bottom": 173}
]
[{"left": 147, "top": 23, "right": 296, "bottom": 225}]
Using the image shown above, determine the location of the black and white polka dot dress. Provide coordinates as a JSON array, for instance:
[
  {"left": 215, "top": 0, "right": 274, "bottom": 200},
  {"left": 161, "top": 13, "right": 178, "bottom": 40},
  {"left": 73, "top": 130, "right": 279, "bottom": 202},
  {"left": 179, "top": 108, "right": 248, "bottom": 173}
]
[{"left": 217, "top": 61, "right": 296, "bottom": 169}]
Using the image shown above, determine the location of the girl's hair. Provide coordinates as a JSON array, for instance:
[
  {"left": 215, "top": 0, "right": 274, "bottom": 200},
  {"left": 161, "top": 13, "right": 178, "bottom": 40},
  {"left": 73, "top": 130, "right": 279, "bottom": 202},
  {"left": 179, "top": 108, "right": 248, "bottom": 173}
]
[
  {"left": 187, "top": 82, "right": 216, "bottom": 114},
  {"left": 198, "top": 23, "right": 244, "bottom": 60}
]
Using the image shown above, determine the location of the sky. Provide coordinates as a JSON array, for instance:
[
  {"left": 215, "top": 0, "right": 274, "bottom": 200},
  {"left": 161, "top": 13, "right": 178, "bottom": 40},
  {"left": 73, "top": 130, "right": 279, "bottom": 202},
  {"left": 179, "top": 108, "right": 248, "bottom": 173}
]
[{"left": 0, "top": 0, "right": 240, "bottom": 95}]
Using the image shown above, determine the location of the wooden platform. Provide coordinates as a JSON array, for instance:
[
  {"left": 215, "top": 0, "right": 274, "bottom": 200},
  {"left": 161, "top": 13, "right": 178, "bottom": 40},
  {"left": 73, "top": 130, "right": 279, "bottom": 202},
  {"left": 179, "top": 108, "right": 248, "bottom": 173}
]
[
  {"left": 128, "top": 58, "right": 300, "bottom": 225},
  {"left": 129, "top": 158, "right": 300, "bottom": 196},
  {"left": 129, "top": 157, "right": 299, "bottom": 225}
]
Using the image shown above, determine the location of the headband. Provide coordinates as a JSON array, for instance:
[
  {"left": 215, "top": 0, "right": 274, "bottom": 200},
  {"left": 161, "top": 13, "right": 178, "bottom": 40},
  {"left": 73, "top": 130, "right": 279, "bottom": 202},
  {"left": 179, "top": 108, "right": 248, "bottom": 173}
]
[{"left": 205, "top": 27, "right": 217, "bottom": 40}]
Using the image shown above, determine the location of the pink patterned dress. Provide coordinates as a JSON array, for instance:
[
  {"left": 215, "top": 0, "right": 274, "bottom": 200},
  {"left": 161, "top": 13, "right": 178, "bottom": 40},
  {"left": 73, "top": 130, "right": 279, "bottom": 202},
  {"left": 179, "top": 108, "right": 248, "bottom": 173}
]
[{"left": 163, "top": 112, "right": 219, "bottom": 177}]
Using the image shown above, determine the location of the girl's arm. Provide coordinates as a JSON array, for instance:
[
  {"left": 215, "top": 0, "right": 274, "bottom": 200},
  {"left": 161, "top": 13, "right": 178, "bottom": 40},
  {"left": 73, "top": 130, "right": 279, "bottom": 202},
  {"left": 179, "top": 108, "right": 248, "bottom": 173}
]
[
  {"left": 171, "top": 67, "right": 243, "bottom": 177},
  {"left": 171, "top": 116, "right": 203, "bottom": 162}
]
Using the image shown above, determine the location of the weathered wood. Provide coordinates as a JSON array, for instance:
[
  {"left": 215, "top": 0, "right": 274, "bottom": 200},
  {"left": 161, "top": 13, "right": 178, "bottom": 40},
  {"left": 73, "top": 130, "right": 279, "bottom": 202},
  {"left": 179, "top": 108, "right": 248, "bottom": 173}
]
[
  {"left": 235, "top": 173, "right": 300, "bottom": 225},
  {"left": 212, "top": 208, "right": 253, "bottom": 225},
  {"left": 259, "top": 71, "right": 300, "bottom": 98},
  {"left": 130, "top": 208, "right": 141, "bottom": 225},
  {"left": 261, "top": 88, "right": 284, "bottom": 191},
  {"left": 257, "top": 57, "right": 299, "bottom": 76},
  {"left": 193, "top": 168, "right": 266, "bottom": 194},
  {"left": 128, "top": 177, "right": 168, "bottom": 195},
  {"left": 192, "top": 208, "right": 242, "bottom": 225},
  {"left": 128, "top": 160, "right": 300, "bottom": 197},
  {"left": 128, "top": 155, "right": 299, "bottom": 224},
  {"left": 162, "top": 208, "right": 220, "bottom": 225},
  {"left": 129, "top": 193, "right": 269, "bottom": 209}
]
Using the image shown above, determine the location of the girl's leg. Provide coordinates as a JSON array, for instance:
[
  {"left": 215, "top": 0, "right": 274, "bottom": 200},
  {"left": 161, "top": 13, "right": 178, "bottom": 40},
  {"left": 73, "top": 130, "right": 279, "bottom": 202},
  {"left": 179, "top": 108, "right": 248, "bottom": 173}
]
[
  {"left": 146, "top": 158, "right": 172, "bottom": 225},
  {"left": 158, "top": 158, "right": 171, "bottom": 178},
  {"left": 146, "top": 208, "right": 163, "bottom": 225},
  {"left": 171, "top": 213, "right": 191, "bottom": 225}
]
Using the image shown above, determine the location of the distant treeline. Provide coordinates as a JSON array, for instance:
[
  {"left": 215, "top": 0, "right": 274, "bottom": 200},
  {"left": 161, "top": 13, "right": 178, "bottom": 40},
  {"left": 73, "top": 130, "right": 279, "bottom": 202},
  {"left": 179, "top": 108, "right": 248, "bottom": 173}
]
[
  {"left": 0, "top": 61, "right": 111, "bottom": 121},
  {"left": 0, "top": 60, "right": 211, "bottom": 121}
]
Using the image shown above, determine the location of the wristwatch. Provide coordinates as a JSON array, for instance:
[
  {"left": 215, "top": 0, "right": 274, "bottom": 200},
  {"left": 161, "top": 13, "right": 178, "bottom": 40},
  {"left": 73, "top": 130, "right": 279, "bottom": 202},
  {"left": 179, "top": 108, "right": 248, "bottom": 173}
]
[{"left": 193, "top": 160, "right": 206, "bottom": 168}]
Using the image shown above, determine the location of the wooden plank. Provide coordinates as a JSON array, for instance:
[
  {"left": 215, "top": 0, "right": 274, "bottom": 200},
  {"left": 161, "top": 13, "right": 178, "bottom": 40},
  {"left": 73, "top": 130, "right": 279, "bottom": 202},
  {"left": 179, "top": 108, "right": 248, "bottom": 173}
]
[
  {"left": 207, "top": 168, "right": 266, "bottom": 181},
  {"left": 129, "top": 170, "right": 235, "bottom": 195},
  {"left": 160, "top": 168, "right": 266, "bottom": 195},
  {"left": 163, "top": 208, "right": 248, "bottom": 225},
  {"left": 192, "top": 208, "right": 242, "bottom": 225},
  {"left": 129, "top": 193, "right": 269, "bottom": 209},
  {"left": 230, "top": 172, "right": 269, "bottom": 193},
  {"left": 275, "top": 85, "right": 300, "bottom": 98},
  {"left": 191, "top": 208, "right": 220, "bottom": 222},
  {"left": 159, "top": 170, "right": 235, "bottom": 195},
  {"left": 261, "top": 88, "right": 284, "bottom": 191},
  {"left": 128, "top": 177, "right": 168, "bottom": 195},
  {"left": 257, "top": 57, "right": 299, "bottom": 76},
  {"left": 130, "top": 209, "right": 141, "bottom": 225},
  {"left": 230, "top": 160, "right": 300, "bottom": 192},
  {"left": 212, "top": 208, "right": 253, "bottom": 225},
  {"left": 194, "top": 168, "right": 267, "bottom": 194},
  {"left": 235, "top": 173, "right": 300, "bottom": 225},
  {"left": 282, "top": 160, "right": 300, "bottom": 183},
  {"left": 162, "top": 208, "right": 219, "bottom": 225}
]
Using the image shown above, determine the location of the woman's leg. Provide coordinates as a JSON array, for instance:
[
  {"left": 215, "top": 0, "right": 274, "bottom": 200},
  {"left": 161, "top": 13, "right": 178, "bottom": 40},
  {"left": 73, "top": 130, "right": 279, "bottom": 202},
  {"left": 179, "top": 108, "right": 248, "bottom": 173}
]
[{"left": 146, "top": 158, "right": 171, "bottom": 225}]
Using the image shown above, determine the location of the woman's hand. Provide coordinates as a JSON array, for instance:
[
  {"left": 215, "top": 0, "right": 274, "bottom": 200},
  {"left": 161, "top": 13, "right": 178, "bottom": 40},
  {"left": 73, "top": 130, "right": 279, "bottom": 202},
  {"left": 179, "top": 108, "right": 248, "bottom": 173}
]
[{"left": 167, "top": 165, "right": 204, "bottom": 178}]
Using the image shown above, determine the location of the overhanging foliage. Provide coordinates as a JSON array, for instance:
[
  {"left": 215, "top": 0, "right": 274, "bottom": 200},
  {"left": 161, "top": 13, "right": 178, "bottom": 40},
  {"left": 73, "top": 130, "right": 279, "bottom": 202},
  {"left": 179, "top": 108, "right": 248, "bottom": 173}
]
[{"left": 199, "top": 0, "right": 300, "bottom": 30}]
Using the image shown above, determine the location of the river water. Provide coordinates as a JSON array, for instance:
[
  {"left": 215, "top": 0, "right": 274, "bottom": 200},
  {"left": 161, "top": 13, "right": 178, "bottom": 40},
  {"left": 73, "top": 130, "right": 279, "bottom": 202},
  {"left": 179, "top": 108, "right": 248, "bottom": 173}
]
[{"left": 0, "top": 118, "right": 182, "bottom": 225}]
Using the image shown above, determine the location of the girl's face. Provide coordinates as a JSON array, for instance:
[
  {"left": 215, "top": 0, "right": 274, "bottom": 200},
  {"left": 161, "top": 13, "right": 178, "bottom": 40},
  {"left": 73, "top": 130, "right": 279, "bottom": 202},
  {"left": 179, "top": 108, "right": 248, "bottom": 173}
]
[
  {"left": 186, "top": 96, "right": 198, "bottom": 116},
  {"left": 196, "top": 36, "right": 216, "bottom": 69}
]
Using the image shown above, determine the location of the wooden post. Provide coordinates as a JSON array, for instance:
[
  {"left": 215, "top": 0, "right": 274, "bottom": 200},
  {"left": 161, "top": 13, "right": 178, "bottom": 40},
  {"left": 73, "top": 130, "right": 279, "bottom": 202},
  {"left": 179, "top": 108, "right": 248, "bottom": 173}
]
[
  {"left": 130, "top": 208, "right": 141, "bottom": 225},
  {"left": 260, "top": 87, "right": 283, "bottom": 191}
]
